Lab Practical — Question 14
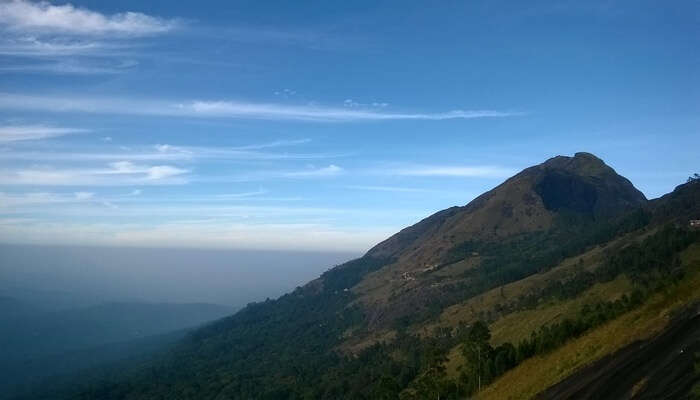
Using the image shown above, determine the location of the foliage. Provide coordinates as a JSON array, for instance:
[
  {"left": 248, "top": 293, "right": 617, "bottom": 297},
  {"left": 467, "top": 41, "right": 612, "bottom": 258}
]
[{"left": 34, "top": 183, "right": 700, "bottom": 399}]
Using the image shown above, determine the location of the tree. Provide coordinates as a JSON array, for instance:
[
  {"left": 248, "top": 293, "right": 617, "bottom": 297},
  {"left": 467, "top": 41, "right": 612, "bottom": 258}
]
[
  {"left": 460, "top": 321, "right": 493, "bottom": 394},
  {"left": 467, "top": 321, "right": 491, "bottom": 344}
]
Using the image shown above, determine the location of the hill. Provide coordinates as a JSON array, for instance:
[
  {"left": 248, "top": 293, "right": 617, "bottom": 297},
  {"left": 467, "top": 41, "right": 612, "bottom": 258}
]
[
  {"left": 0, "top": 301, "right": 232, "bottom": 400},
  {"left": 44, "top": 153, "right": 700, "bottom": 400}
]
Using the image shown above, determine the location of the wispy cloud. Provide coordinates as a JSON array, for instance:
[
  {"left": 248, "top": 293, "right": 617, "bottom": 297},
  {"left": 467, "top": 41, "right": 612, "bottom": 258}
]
[
  {"left": 0, "top": 58, "right": 138, "bottom": 74},
  {"left": 234, "top": 138, "right": 311, "bottom": 150},
  {"left": 0, "top": 93, "right": 523, "bottom": 122},
  {"left": 0, "top": 0, "right": 179, "bottom": 36},
  {"left": 108, "top": 161, "right": 188, "bottom": 180},
  {"left": 385, "top": 165, "right": 517, "bottom": 178},
  {"left": 0, "top": 190, "right": 97, "bottom": 207},
  {"left": 0, "top": 143, "right": 340, "bottom": 162},
  {"left": 0, "top": 124, "right": 87, "bottom": 142},
  {"left": 0, "top": 1, "right": 177, "bottom": 75},
  {"left": 185, "top": 100, "right": 521, "bottom": 122},
  {"left": 343, "top": 185, "right": 431, "bottom": 193},
  {"left": 0, "top": 161, "right": 189, "bottom": 186},
  {"left": 215, "top": 189, "right": 268, "bottom": 198},
  {"left": 0, "top": 36, "right": 114, "bottom": 56},
  {"left": 283, "top": 164, "right": 343, "bottom": 178}
]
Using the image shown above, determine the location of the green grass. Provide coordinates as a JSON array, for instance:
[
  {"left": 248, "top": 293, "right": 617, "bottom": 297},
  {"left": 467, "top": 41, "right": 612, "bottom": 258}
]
[
  {"left": 417, "top": 238, "right": 611, "bottom": 340},
  {"left": 476, "top": 243, "right": 700, "bottom": 400},
  {"left": 440, "top": 275, "right": 632, "bottom": 380},
  {"left": 490, "top": 275, "right": 633, "bottom": 346}
]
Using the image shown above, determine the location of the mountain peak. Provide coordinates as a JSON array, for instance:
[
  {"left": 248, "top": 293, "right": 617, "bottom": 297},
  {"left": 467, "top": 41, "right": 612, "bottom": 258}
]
[
  {"left": 540, "top": 152, "right": 612, "bottom": 177},
  {"left": 532, "top": 152, "right": 646, "bottom": 215},
  {"left": 367, "top": 152, "right": 646, "bottom": 265}
]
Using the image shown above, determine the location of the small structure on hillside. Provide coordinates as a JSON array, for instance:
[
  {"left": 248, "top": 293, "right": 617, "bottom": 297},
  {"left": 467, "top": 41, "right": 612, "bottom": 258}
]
[
  {"left": 690, "top": 220, "right": 700, "bottom": 228},
  {"left": 422, "top": 264, "right": 438, "bottom": 273}
]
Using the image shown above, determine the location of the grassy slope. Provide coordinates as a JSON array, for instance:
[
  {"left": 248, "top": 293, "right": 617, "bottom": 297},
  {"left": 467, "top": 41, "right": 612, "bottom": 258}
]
[
  {"left": 424, "top": 243, "right": 608, "bottom": 335},
  {"left": 442, "top": 275, "right": 633, "bottom": 380},
  {"left": 476, "top": 242, "right": 700, "bottom": 400},
  {"left": 489, "top": 275, "right": 632, "bottom": 346},
  {"left": 429, "top": 227, "right": 659, "bottom": 381},
  {"left": 343, "top": 246, "right": 606, "bottom": 355}
]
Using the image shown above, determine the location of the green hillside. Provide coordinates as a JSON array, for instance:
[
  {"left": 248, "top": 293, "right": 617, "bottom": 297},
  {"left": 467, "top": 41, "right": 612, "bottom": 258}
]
[{"left": 37, "top": 154, "right": 700, "bottom": 400}]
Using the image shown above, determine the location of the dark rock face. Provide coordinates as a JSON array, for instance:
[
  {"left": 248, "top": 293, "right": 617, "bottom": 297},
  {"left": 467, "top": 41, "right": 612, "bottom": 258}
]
[
  {"left": 535, "top": 171, "right": 599, "bottom": 214},
  {"left": 534, "top": 152, "right": 647, "bottom": 217}
]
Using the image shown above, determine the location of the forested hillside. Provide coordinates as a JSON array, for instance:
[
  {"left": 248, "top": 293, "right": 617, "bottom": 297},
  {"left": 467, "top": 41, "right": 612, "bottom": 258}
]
[
  {"left": 0, "top": 302, "right": 232, "bottom": 400},
  {"left": 28, "top": 154, "right": 700, "bottom": 400}
]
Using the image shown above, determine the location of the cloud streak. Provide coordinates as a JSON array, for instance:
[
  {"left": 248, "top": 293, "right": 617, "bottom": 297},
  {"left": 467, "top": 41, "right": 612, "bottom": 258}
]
[
  {"left": 283, "top": 164, "right": 343, "bottom": 178},
  {"left": 0, "top": 191, "right": 96, "bottom": 207},
  {"left": 0, "top": 144, "right": 342, "bottom": 162},
  {"left": 343, "top": 185, "right": 431, "bottom": 193},
  {"left": 0, "top": 161, "right": 189, "bottom": 186},
  {"left": 0, "top": 58, "right": 138, "bottom": 74},
  {"left": 0, "top": 93, "right": 523, "bottom": 122},
  {"left": 384, "top": 165, "right": 517, "bottom": 178},
  {"left": 0, "top": 0, "right": 179, "bottom": 36},
  {"left": 0, "top": 124, "right": 87, "bottom": 142}
]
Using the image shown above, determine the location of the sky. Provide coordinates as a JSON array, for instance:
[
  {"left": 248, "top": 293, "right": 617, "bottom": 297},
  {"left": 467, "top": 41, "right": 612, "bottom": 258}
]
[{"left": 0, "top": 0, "right": 698, "bottom": 252}]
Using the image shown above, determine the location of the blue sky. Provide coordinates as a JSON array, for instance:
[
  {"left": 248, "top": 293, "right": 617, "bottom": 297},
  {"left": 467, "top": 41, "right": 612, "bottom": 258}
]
[{"left": 0, "top": 0, "right": 698, "bottom": 251}]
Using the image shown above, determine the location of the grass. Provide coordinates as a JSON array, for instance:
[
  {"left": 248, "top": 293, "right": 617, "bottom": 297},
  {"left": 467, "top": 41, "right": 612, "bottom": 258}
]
[
  {"left": 489, "top": 275, "right": 633, "bottom": 346},
  {"left": 417, "top": 240, "right": 610, "bottom": 339},
  {"left": 475, "top": 243, "right": 700, "bottom": 400},
  {"left": 440, "top": 275, "right": 632, "bottom": 380}
]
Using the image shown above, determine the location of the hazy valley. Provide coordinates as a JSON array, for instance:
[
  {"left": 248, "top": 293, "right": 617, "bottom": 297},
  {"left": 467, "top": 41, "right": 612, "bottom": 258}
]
[{"left": 6, "top": 153, "right": 697, "bottom": 399}]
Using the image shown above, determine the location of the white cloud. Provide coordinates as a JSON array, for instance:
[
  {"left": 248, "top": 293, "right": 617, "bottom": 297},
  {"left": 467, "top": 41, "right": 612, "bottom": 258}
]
[
  {"left": 0, "top": 0, "right": 178, "bottom": 36},
  {"left": 154, "top": 144, "right": 179, "bottom": 153},
  {"left": 0, "top": 124, "right": 86, "bottom": 142},
  {"left": 0, "top": 145, "right": 342, "bottom": 163},
  {"left": 107, "top": 161, "right": 189, "bottom": 180},
  {"left": 0, "top": 161, "right": 189, "bottom": 185},
  {"left": 343, "top": 185, "right": 431, "bottom": 193},
  {"left": 343, "top": 99, "right": 389, "bottom": 108},
  {"left": 235, "top": 138, "right": 311, "bottom": 150},
  {"left": 0, "top": 58, "right": 138, "bottom": 74},
  {"left": 0, "top": 191, "right": 95, "bottom": 207},
  {"left": 283, "top": 164, "right": 343, "bottom": 178},
  {"left": 185, "top": 100, "right": 519, "bottom": 122},
  {"left": 387, "top": 165, "right": 517, "bottom": 178},
  {"left": 0, "top": 93, "right": 523, "bottom": 122},
  {"left": 215, "top": 189, "right": 268, "bottom": 198},
  {"left": 0, "top": 36, "right": 112, "bottom": 56},
  {"left": 129, "top": 189, "right": 141, "bottom": 196},
  {"left": 73, "top": 191, "right": 94, "bottom": 200},
  {"left": 145, "top": 165, "right": 187, "bottom": 180}
]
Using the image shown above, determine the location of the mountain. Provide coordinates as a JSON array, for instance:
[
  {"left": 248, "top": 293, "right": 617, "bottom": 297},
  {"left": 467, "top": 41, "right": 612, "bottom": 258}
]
[
  {"left": 38, "top": 153, "right": 700, "bottom": 400},
  {"left": 368, "top": 152, "right": 645, "bottom": 261},
  {"left": 0, "top": 301, "right": 233, "bottom": 361},
  {"left": 0, "top": 301, "right": 232, "bottom": 400},
  {"left": 0, "top": 296, "right": 38, "bottom": 318},
  {"left": 355, "top": 152, "right": 647, "bottom": 331}
]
